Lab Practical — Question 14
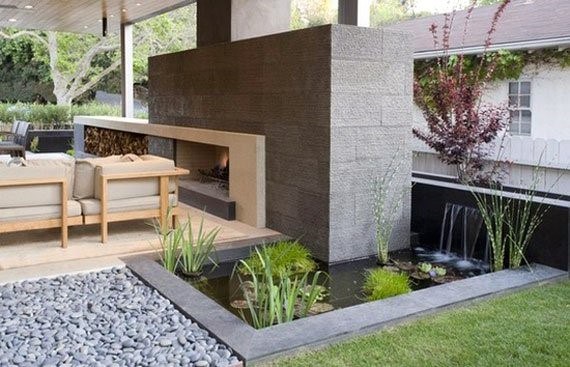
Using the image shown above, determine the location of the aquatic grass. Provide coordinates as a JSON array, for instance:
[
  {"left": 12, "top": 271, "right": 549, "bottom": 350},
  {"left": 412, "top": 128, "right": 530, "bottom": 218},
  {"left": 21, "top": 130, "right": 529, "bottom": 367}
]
[
  {"left": 238, "top": 240, "right": 316, "bottom": 277},
  {"left": 373, "top": 151, "right": 407, "bottom": 265},
  {"left": 152, "top": 216, "right": 182, "bottom": 273},
  {"left": 236, "top": 247, "right": 324, "bottom": 329},
  {"left": 179, "top": 216, "right": 220, "bottom": 276},
  {"left": 362, "top": 268, "right": 411, "bottom": 301},
  {"left": 469, "top": 182, "right": 510, "bottom": 271}
]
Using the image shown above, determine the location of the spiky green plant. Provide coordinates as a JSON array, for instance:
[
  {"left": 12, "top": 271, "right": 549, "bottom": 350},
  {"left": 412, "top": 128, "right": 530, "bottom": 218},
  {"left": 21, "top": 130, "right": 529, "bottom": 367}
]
[
  {"left": 236, "top": 246, "right": 324, "bottom": 329},
  {"left": 238, "top": 240, "right": 316, "bottom": 277},
  {"left": 373, "top": 151, "right": 407, "bottom": 265},
  {"left": 179, "top": 216, "right": 221, "bottom": 276},
  {"left": 152, "top": 216, "right": 182, "bottom": 273},
  {"left": 363, "top": 268, "right": 411, "bottom": 301},
  {"left": 506, "top": 165, "right": 552, "bottom": 269},
  {"left": 470, "top": 183, "right": 510, "bottom": 272}
]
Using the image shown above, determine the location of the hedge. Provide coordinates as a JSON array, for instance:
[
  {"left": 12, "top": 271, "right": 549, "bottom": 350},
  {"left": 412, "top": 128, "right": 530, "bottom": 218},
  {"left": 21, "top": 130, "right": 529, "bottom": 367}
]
[{"left": 0, "top": 102, "right": 148, "bottom": 130}]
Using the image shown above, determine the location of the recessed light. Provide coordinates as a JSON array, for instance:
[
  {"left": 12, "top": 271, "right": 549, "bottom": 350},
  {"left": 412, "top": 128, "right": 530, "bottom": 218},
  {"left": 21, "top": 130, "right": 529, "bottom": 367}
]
[
  {"left": 24, "top": 5, "right": 33, "bottom": 9},
  {"left": 8, "top": 18, "right": 17, "bottom": 22},
  {"left": 84, "top": 25, "right": 89, "bottom": 29},
  {"left": 98, "top": 19, "right": 102, "bottom": 22},
  {"left": 122, "top": 8, "right": 126, "bottom": 12},
  {"left": 110, "top": 14, "right": 115, "bottom": 18},
  {"left": 136, "top": 3, "right": 141, "bottom": 6}
]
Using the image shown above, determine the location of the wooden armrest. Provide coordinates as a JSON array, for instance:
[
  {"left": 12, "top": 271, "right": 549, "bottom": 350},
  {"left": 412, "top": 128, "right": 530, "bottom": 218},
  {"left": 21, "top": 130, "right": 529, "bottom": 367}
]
[
  {"left": 100, "top": 167, "right": 189, "bottom": 181},
  {"left": 0, "top": 176, "right": 65, "bottom": 187}
]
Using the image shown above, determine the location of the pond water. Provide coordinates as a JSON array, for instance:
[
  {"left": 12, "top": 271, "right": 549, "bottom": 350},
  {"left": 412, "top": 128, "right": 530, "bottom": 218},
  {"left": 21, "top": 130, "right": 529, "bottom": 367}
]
[{"left": 181, "top": 248, "right": 488, "bottom": 319}]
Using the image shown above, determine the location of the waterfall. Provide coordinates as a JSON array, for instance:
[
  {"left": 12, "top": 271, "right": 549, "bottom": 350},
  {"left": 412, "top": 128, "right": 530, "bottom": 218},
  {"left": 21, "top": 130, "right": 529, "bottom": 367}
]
[{"left": 438, "top": 203, "right": 484, "bottom": 259}]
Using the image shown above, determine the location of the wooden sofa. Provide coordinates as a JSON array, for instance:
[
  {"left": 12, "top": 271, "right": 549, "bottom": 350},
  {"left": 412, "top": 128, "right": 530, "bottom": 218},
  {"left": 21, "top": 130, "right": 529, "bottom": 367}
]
[{"left": 0, "top": 154, "right": 189, "bottom": 247}]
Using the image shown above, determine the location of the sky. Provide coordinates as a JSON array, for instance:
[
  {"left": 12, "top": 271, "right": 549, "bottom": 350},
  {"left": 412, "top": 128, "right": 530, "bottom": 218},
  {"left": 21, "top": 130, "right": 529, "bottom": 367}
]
[{"left": 412, "top": 0, "right": 472, "bottom": 14}]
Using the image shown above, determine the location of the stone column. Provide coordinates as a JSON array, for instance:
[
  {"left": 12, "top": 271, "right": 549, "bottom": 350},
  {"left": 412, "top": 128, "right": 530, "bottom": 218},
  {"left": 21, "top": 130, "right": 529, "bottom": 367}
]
[
  {"left": 196, "top": 0, "right": 290, "bottom": 46},
  {"left": 338, "top": 0, "right": 371, "bottom": 27}
]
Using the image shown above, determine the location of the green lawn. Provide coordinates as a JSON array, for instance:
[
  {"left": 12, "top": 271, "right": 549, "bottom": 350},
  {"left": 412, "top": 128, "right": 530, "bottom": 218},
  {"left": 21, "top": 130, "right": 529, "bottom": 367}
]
[{"left": 265, "top": 280, "right": 570, "bottom": 367}]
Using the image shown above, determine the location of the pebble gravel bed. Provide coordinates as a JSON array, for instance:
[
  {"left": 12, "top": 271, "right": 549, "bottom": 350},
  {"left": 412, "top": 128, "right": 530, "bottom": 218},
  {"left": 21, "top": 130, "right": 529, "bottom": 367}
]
[{"left": 0, "top": 268, "right": 240, "bottom": 367}]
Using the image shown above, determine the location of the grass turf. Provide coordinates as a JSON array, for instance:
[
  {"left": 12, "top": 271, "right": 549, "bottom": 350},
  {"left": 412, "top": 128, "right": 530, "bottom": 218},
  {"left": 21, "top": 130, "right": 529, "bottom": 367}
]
[{"left": 264, "top": 280, "right": 570, "bottom": 367}]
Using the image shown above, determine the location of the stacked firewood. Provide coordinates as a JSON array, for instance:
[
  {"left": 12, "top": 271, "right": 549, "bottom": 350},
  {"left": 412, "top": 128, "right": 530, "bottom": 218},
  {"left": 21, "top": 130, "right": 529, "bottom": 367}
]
[{"left": 84, "top": 127, "right": 148, "bottom": 157}]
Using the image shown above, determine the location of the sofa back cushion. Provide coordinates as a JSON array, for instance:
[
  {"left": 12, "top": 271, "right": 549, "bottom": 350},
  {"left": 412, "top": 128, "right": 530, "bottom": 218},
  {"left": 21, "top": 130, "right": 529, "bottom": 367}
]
[
  {"left": 73, "top": 155, "right": 121, "bottom": 199},
  {"left": 0, "top": 166, "right": 66, "bottom": 208},
  {"left": 25, "top": 157, "right": 75, "bottom": 199},
  {"left": 93, "top": 157, "right": 176, "bottom": 201}
]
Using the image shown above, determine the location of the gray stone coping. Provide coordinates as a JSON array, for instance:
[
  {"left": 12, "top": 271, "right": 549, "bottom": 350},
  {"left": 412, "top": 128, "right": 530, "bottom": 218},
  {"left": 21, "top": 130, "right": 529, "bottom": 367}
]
[{"left": 125, "top": 256, "right": 567, "bottom": 365}]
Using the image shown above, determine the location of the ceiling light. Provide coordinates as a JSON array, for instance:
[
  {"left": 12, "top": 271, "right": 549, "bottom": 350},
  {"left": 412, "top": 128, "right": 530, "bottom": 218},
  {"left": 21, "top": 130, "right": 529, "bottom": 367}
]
[
  {"left": 136, "top": 3, "right": 141, "bottom": 6},
  {"left": 122, "top": 8, "right": 126, "bottom": 12},
  {"left": 110, "top": 14, "right": 115, "bottom": 18},
  {"left": 24, "top": 5, "right": 33, "bottom": 9},
  {"left": 8, "top": 18, "right": 17, "bottom": 22},
  {"left": 84, "top": 25, "right": 89, "bottom": 29}
]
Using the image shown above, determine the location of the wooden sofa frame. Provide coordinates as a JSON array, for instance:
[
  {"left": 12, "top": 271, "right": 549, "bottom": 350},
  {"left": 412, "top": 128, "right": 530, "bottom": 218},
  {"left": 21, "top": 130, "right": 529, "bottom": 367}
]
[
  {"left": 83, "top": 167, "right": 190, "bottom": 243},
  {"left": 0, "top": 167, "right": 190, "bottom": 246},
  {"left": 0, "top": 176, "right": 83, "bottom": 248}
]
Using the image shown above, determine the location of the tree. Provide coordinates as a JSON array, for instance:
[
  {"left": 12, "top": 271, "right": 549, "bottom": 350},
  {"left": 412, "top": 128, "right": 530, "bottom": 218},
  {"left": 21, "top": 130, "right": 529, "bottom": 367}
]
[
  {"left": 413, "top": 1, "right": 512, "bottom": 182},
  {"left": 0, "top": 5, "right": 196, "bottom": 105},
  {"left": 291, "top": 0, "right": 336, "bottom": 29}
]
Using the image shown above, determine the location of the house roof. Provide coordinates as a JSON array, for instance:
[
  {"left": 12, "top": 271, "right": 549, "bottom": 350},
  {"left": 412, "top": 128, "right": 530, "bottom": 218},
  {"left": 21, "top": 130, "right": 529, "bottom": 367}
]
[{"left": 389, "top": 0, "right": 570, "bottom": 58}]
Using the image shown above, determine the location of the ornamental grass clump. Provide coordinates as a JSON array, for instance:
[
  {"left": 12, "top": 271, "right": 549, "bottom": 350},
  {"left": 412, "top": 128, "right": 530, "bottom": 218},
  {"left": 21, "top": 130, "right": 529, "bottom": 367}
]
[
  {"left": 363, "top": 268, "right": 411, "bottom": 302},
  {"left": 236, "top": 246, "right": 325, "bottom": 329},
  {"left": 179, "top": 216, "right": 220, "bottom": 276},
  {"left": 373, "top": 151, "right": 407, "bottom": 265},
  {"left": 238, "top": 240, "right": 317, "bottom": 277},
  {"left": 413, "top": 0, "right": 512, "bottom": 183}
]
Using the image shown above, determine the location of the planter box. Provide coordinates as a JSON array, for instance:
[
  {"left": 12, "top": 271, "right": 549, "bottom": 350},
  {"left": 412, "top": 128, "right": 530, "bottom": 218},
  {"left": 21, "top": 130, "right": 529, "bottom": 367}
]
[{"left": 27, "top": 129, "right": 73, "bottom": 153}]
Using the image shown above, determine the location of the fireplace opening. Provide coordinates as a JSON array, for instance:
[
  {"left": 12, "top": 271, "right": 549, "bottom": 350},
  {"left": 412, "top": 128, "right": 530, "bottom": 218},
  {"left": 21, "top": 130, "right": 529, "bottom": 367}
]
[{"left": 176, "top": 141, "right": 235, "bottom": 220}]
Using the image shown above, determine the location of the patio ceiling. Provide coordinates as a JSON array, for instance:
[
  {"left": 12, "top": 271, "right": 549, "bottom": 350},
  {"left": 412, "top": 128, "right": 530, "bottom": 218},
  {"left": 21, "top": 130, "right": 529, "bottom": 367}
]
[{"left": 0, "top": 0, "right": 194, "bottom": 34}]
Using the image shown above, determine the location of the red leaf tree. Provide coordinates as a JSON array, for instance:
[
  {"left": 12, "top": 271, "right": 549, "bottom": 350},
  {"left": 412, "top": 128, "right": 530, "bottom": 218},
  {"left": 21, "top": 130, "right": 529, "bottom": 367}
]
[{"left": 413, "top": 0, "right": 512, "bottom": 183}]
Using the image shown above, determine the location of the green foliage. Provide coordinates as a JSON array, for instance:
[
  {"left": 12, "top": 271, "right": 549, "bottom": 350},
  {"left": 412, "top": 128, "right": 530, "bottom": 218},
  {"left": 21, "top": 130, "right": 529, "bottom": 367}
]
[
  {"left": 153, "top": 217, "right": 184, "bottom": 273},
  {"left": 363, "top": 268, "right": 411, "bottom": 301},
  {"left": 433, "top": 266, "right": 447, "bottom": 277},
  {"left": 239, "top": 240, "right": 317, "bottom": 277},
  {"left": 416, "top": 48, "right": 570, "bottom": 88},
  {"left": 370, "top": 0, "right": 418, "bottom": 27},
  {"left": 417, "top": 262, "right": 432, "bottom": 273},
  {"left": 236, "top": 246, "right": 325, "bottom": 329},
  {"left": 0, "top": 102, "right": 123, "bottom": 129},
  {"left": 470, "top": 183, "right": 509, "bottom": 272},
  {"left": 290, "top": 0, "right": 336, "bottom": 30},
  {"left": 373, "top": 151, "right": 406, "bottom": 264},
  {"left": 179, "top": 216, "right": 220, "bottom": 276}
]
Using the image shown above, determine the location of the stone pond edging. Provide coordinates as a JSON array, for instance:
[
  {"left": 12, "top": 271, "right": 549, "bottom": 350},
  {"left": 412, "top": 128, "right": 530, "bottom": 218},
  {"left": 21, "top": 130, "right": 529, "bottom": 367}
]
[{"left": 124, "top": 254, "right": 567, "bottom": 365}]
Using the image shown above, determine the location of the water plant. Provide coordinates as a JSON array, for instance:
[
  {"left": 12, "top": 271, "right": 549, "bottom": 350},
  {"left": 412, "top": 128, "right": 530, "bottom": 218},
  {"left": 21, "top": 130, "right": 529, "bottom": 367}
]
[
  {"left": 179, "top": 216, "right": 220, "bottom": 276},
  {"left": 153, "top": 217, "right": 183, "bottom": 273},
  {"left": 470, "top": 183, "right": 510, "bottom": 271},
  {"left": 417, "top": 262, "right": 432, "bottom": 274},
  {"left": 433, "top": 266, "right": 447, "bottom": 277},
  {"left": 236, "top": 246, "right": 324, "bottom": 329},
  {"left": 238, "top": 240, "right": 316, "bottom": 277},
  {"left": 363, "top": 268, "right": 411, "bottom": 301},
  {"left": 373, "top": 151, "right": 406, "bottom": 265}
]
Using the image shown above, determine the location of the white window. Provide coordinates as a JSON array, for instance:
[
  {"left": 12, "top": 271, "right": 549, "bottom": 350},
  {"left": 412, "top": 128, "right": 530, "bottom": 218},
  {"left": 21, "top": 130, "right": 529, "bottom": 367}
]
[{"left": 508, "top": 81, "right": 531, "bottom": 135}]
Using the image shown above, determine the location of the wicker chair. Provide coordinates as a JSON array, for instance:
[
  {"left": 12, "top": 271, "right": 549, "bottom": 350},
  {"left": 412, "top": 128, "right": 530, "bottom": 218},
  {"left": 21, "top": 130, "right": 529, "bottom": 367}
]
[{"left": 0, "top": 121, "right": 30, "bottom": 158}]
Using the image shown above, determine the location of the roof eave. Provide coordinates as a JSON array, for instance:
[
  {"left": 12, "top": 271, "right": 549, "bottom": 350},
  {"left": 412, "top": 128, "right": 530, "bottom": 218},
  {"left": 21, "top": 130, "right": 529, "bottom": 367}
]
[{"left": 414, "top": 36, "right": 570, "bottom": 60}]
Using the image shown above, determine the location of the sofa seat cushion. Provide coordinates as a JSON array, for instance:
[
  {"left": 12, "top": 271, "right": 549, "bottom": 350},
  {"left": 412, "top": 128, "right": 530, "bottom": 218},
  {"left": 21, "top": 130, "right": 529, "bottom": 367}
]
[
  {"left": 0, "top": 200, "right": 82, "bottom": 222},
  {"left": 0, "top": 166, "right": 67, "bottom": 208},
  {"left": 79, "top": 194, "right": 178, "bottom": 216}
]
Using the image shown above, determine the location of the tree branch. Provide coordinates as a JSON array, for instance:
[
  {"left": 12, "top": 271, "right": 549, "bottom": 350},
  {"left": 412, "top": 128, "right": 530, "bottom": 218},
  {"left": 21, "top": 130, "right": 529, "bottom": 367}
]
[
  {"left": 67, "top": 58, "right": 122, "bottom": 102},
  {"left": 0, "top": 29, "right": 48, "bottom": 47}
]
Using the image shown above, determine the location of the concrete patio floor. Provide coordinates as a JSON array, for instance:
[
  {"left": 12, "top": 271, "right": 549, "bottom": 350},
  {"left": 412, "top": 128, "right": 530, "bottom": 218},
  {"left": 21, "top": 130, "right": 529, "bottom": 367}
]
[{"left": 0, "top": 203, "right": 281, "bottom": 271}]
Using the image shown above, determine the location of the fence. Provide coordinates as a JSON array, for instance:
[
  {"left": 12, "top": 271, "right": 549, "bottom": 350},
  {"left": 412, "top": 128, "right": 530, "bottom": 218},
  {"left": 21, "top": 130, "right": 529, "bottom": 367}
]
[{"left": 412, "top": 136, "right": 570, "bottom": 196}]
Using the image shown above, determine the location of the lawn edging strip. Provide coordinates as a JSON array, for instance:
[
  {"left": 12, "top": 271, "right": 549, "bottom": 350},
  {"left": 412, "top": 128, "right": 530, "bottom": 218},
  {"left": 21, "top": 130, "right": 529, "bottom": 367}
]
[{"left": 125, "top": 255, "right": 567, "bottom": 365}]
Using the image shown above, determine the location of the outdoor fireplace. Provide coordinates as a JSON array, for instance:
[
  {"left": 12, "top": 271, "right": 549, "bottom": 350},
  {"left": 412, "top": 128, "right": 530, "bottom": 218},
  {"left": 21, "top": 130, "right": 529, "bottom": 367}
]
[{"left": 176, "top": 141, "right": 235, "bottom": 219}]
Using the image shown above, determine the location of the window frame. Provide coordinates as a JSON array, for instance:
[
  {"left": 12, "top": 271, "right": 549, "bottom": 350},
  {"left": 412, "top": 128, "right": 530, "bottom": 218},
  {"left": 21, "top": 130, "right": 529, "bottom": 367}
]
[{"left": 508, "top": 80, "right": 532, "bottom": 136}]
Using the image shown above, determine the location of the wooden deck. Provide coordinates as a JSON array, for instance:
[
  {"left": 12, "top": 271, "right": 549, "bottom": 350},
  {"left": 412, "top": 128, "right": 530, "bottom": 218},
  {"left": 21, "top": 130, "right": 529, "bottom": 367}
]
[{"left": 0, "top": 204, "right": 281, "bottom": 271}]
